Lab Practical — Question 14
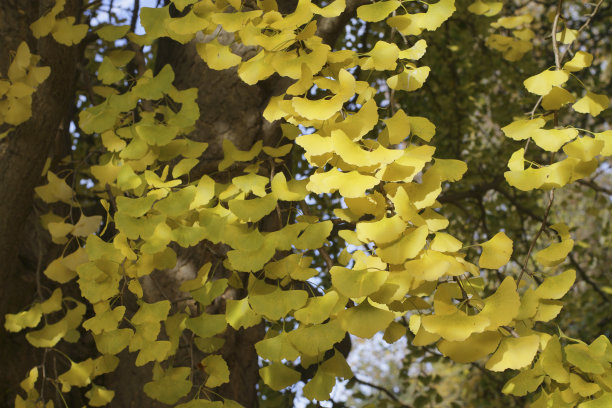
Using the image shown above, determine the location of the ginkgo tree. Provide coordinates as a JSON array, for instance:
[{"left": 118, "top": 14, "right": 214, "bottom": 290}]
[{"left": 0, "top": 0, "right": 610, "bottom": 407}]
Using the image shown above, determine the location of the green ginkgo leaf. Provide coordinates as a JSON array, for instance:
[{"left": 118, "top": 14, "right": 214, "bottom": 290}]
[
  {"left": 143, "top": 364, "right": 192, "bottom": 405},
  {"left": 259, "top": 363, "right": 301, "bottom": 391},
  {"left": 225, "top": 298, "right": 262, "bottom": 330},
  {"left": 294, "top": 291, "right": 341, "bottom": 325},
  {"left": 185, "top": 313, "right": 227, "bottom": 338},
  {"left": 255, "top": 332, "right": 301, "bottom": 362},
  {"left": 249, "top": 288, "right": 308, "bottom": 320},
  {"left": 86, "top": 384, "right": 116, "bottom": 407},
  {"left": 302, "top": 369, "right": 336, "bottom": 401},
  {"left": 93, "top": 328, "right": 134, "bottom": 355},
  {"left": 201, "top": 355, "right": 230, "bottom": 388},
  {"left": 502, "top": 366, "right": 545, "bottom": 396},
  {"left": 288, "top": 320, "right": 346, "bottom": 357}
]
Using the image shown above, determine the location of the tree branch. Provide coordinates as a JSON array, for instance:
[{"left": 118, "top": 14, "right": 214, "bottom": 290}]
[
  {"left": 353, "top": 376, "right": 413, "bottom": 408},
  {"left": 517, "top": 189, "right": 555, "bottom": 285}
]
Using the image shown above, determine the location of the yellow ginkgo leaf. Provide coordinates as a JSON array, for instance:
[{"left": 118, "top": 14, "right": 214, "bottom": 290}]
[
  {"left": 330, "top": 266, "right": 388, "bottom": 298},
  {"left": 356, "top": 215, "right": 406, "bottom": 244},
  {"left": 570, "top": 373, "right": 600, "bottom": 397},
  {"left": 86, "top": 384, "right": 116, "bottom": 407},
  {"left": 563, "top": 136, "right": 604, "bottom": 161},
  {"left": 337, "top": 299, "right": 395, "bottom": 339},
  {"left": 35, "top": 171, "right": 74, "bottom": 204},
  {"left": 196, "top": 39, "right": 241, "bottom": 71},
  {"left": 535, "top": 300, "right": 563, "bottom": 322},
  {"left": 438, "top": 331, "right": 502, "bottom": 363},
  {"left": 562, "top": 51, "right": 593, "bottom": 72},
  {"left": 479, "top": 276, "right": 520, "bottom": 330},
  {"left": 555, "top": 27, "right": 577, "bottom": 44},
  {"left": 238, "top": 50, "right": 275, "bottom": 85},
  {"left": 430, "top": 232, "right": 463, "bottom": 253},
  {"left": 72, "top": 214, "right": 102, "bottom": 237},
  {"left": 389, "top": 0, "right": 455, "bottom": 35},
  {"left": 308, "top": 170, "right": 379, "bottom": 198},
  {"left": 541, "top": 86, "right": 575, "bottom": 111},
  {"left": 294, "top": 291, "right": 340, "bottom": 325},
  {"left": 4, "top": 304, "right": 42, "bottom": 332},
  {"left": 311, "top": 0, "right": 345, "bottom": 17},
  {"left": 535, "top": 239, "right": 573, "bottom": 267},
  {"left": 398, "top": 39, "right": 427, "bottom": 60},
  {"left": 377, "top": 225, "right": 428, "bottom": 265},
  {"left": 502, "top": 366, "right": 545, "bottom": 397},
  {"left": 501, "top": 118, "right": 545, "bottom": 141},
  {"left": 387, "top": 66, "right": 431, "bottom": 92},
  {"left": 491, "top": 14, "right": 533, "bottom": 29},
  {"left": 479, "top": 232, "right": 513, "bottom": 269},
  {"left": 404, "top": 250, "right": 464, "bottom": 282},
  {"left": 408, "top": 116, "right": 436, "bottom": 142},
  {"left": 292, "top": 69, "right": 355, "bottom": 120},
  {"left": 271, "top": 173, "right": 308, "bottom": 201},
  {"left": 535, "top": 269, "right": 575, "bottom": 299},
  {"left": 362, "top": 41, "right": 399, "bottom": 71},
  {"left": 504, "top": 167, "right": 547, "bottom": 191},
  {"left": 357, "top": 0, "right": 401, "bottom": 22},
  {"left": 421, "top": 310, "right": 489, "bottom": 342},
  {"left": 485, "top": 335, "right": 540, "bottom": 371},
  {"left": 565, "top": 343, "right": 605, "bottom": 374},
  {"left": 523, "top": 69, "right": 569, "bottom": 96},
  {"left": 572, "top": 91, "right": 609, "bottom": 117},
  {"left": 331, "top": 129, "right": 403, "bottom": 167},
  {"left": 594, "top": 130, "right": 612, "bottom": 156},
  {"left": 414, "top": 0, "right": 456, "bottom": 31},
  {"left": 255, "top": 332, "right": 301, "bottom": 362},
  {"left": 383, "top": 109, "right": 411, "bottom": 144},
  {"left": 531, "top": 128, "right": 578, "bottom": 152},
  {"left": 541, "top": 335, "right": 569, "bottom": 383}
]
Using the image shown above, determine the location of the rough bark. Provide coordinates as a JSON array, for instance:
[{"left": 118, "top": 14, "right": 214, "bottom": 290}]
[{"left": 0, "top": 1, "right": 82, "bottom": 405}]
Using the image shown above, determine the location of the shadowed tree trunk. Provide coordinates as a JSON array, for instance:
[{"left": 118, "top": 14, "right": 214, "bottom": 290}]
[{"left": 0, "top": 1, "right": 82, "bottom": 405}]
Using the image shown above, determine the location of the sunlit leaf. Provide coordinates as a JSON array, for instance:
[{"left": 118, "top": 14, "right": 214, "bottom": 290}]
[{"left": 485, "top": 335, "right": 540, "bottom": 371}]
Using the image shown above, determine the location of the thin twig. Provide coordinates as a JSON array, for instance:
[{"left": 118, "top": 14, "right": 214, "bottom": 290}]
[
  {"left": 568, "top": 253, "right": 610, "bottom": 303},
  {"left": 559, "top": 0, "right": 605, "bottom": 63},
  {"left": 353, "top": 376, "right": 412, "bottom": 408},
  {"left": 551, "top": 0, "right": 564, "bottom": 70},
  {"left": 517, "top": 190, "right": 555, "bottom": 286}
]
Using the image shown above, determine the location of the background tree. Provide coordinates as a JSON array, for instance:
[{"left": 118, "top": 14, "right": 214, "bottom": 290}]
[{"left": 0, "top": 0, "right": 610, "bottom": 407}]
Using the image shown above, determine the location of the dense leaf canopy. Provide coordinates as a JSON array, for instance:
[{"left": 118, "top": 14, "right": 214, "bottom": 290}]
[{"left": 0, "top": 0, "right": 610, "bottom": 407}]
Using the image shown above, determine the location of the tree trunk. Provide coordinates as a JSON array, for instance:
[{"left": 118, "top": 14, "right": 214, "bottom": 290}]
[{"left": 0, "top": 1, "right": 82, "bottom": 405}]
